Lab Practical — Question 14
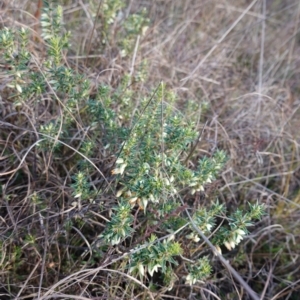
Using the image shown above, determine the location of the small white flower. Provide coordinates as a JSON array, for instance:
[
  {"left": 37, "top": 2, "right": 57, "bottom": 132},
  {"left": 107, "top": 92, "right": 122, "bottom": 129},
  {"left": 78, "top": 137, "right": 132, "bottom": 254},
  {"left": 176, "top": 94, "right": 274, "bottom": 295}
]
[
  {"left": 186, "top": 233, "right": 200, "bottom": 243},
  {"left": 186, "top": 233, "right": 194, "bottom": 240},
  {"left": 185, "top": 274, "right": 197, "bottom": 285},
  {"left": 129, "top": 197, "right": 138, "bottom": 205},
  {"left": 230, "top": 240, "right": 236, "bottom": 249},
  {"left": 149, "top": 194, "right": 158, "bottom": 203},
  {"left": 142, "top": 26, "right": 148, "bottom": 36},
  {"left": 138, "top": 264, "right": 145, "bottom": 276},
  {"left": 111, "top": 163, "right": 127, "bottom": 175},
  {"left": 234, "top": 229, "right": 246, "bottom": 244},
  {"left": 198, "top": 185, "right": 204, "bottom": 192},
  {"left": 224, "top": 240, "right": 236, "bottom": 251},
  {"left": 16, "top": 84, "right": 22, "bottom": 93},
  {"left": 138, "top": 198, "right": 149, "bottom": 211},
  {"left": 214, "top": 245, "right": 222, "bottom": 255},
  {"left": 125, "top": 190, "right": 132, "bottom": 197},
  {"left": 71, "top": 201, "right": 78, "bottom": 207},
  {"left": 116, "top": 189, "right": 124, "bottom": 197},
  {"left": 148, "top": 264, "right": 160, "bottom": 277},
  {"left": 164, "top": 178, "right": 170, "bottom": 185},
  {"left": 167, "top": 234, "right": 175, "bottom": 241},
  {"left": 120, "top": 49, "right": 127, "bottom": 57},
  {"left": 193, "top": 235, "right": 200, "bottom": 242},
  {"left": 224, "top": 241, "right": 231, "bottom": 250},
  {"left": 116, "top": 158, "right": 124, "bottom": 164},
  {"left": 111, "top": 237, "right": 121, "bottom": 245},
  {"left": 206, "top": 223, "right": 213, "bottom": 231},
  {"left": 235, "top": 234, "right": 244, "bottom": 244},
  {"left": 236, "top": 229, "right": 246, "bottom": 236},
  {"left": 206, "top": 177, "right": 212, "bottom": 183}
]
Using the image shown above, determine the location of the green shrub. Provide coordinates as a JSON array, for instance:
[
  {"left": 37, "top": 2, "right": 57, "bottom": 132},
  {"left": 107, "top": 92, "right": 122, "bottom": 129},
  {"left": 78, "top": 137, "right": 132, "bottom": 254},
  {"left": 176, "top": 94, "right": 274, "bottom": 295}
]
[{"left": 0, "top": 2, "right": 265, "bottom": 297}]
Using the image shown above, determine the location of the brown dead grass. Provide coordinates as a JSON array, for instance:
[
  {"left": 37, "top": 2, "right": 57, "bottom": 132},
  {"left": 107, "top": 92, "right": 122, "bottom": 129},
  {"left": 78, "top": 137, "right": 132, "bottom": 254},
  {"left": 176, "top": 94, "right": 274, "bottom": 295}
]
[{"left": 1, "top": 0, "right": 300, "bottom": 299}]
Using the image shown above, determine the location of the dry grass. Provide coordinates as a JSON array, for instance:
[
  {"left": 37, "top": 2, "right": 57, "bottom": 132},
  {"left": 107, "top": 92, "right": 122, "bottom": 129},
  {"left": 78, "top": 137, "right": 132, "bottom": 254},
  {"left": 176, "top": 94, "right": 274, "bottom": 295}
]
[{"left": 1, "top": 0, "right": 300, "bottom": 299}]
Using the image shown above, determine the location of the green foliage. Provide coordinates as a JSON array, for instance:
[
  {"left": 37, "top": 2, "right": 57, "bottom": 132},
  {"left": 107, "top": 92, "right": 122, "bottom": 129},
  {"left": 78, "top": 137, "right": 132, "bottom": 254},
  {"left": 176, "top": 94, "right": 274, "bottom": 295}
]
[
  {"left": 190, "top": 201, "right": 225, "bottom": 235},
  {"left": 0, "top": 27, "right": 30, "bottom": 97},
  {"left": 102, "top": 201, "right": 134, "bottom": 245},
  {"left": 0, "top": 3, "right": 266, "bottom": 297},
  {"left": 212, "top": 202, "right": 266, "bottom": 252},
  {"left": 119, "top": 8, "right": 149, "bottom": 57},
  {"left": 71, "top": 171, "right": 91, "bottom": 201},
  {"left": 88, "top": 0, "right": 149, "bottom": 57},
  {"left": 41, "top": 2, "right": 70, "bottom": 64},
  {"left": 129, "top": 235, "right": 182, "bottom": 279},
  {"left": 89, "top": 0, "right": 125, "bottom": 25},
  {"left": 185, "top": 256, "right": 212, "bottom": 285}
]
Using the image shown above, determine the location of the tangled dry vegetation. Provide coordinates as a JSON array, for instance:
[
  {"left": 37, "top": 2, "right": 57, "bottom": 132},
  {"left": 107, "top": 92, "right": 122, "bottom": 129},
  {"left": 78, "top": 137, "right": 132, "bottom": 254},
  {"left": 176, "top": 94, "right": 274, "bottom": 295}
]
[{"left": 1, "top": 0, "right": 300, "bottom": 299}]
